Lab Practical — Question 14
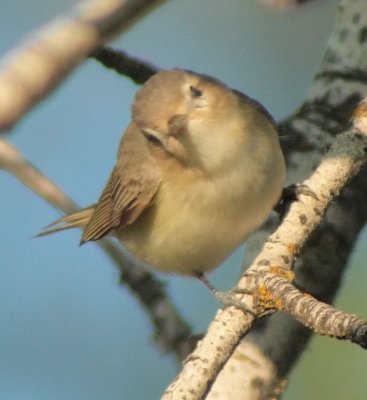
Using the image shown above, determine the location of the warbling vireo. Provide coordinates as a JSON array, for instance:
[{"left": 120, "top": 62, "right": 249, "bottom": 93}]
[{"left": 41, "top": 69, "right": 285, "bottom": 296}]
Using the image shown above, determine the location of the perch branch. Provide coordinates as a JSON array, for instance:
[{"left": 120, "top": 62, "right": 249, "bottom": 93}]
[
  {"left": 161, "top": 99, "right": 367, "bottom": 399},
  {"left": 210, "top": 2, "right": 367, "bottom": 398}
]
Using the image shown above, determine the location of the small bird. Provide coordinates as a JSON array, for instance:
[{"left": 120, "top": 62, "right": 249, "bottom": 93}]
[{"left": 41, "top": 69, "right": 285, "bottom": 300}]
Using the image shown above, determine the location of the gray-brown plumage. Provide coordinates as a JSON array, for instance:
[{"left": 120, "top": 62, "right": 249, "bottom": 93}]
[
  {"left": 81, "top": 122, "right": 161, "bottom": 243},
  {"left": 41, "top": 69, "right": 285, "bottom": 276}
]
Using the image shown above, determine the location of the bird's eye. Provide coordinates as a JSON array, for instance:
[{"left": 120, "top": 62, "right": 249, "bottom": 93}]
[
  {"left": 143, "top": 131, "right": 162, "bottom": 147},
  {"left": 190, "top": 86, "right": 203, "bottom": 98}
]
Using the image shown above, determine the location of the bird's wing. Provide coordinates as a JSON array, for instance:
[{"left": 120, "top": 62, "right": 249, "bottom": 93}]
[{"left": 81, "top": 122, "right": 162, "bottom": 243}]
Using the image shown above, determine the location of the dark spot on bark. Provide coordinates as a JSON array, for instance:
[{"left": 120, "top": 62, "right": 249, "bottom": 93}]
[
  {"left": 352, "top": 13, "right": 360, "bottom": 24},
  {"left": 324, "top": 50, "right": 338, "bottom": 64},
  {"left": 282, "top": 255, "right": 290, "bottom": 264},
  {"left": 339, "top": 28, "right": 348, "bottom": 42},
  {"left": 313, "top": 207, "right": 322, "bottom": 215},
  {"left": 299, "top": 214, "right": 307, "bottom": 225},
  {"left": 359, "top": 27, "right": 367, "bottom": 44},
  {"left": 251, "top": 377, "right": 264, "bottom": 389},
  {"left": 257, "top": 259, "right": 270, "bottom": 266}
]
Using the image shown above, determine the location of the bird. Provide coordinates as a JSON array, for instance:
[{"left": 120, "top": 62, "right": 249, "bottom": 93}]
[{"left": 40, "top": 68, "right": 285, "bottom": 304}]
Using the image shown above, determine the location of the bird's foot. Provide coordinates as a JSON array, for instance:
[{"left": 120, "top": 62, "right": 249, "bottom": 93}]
[
  {"left": 197, "top": 275, "right": 255, "bottom": 315},
  {"left": 274, "top": 183, "right": 318, "bottom": 221},
  {"left": 213, "top": 289, "right": 255, "bottom": 315}
]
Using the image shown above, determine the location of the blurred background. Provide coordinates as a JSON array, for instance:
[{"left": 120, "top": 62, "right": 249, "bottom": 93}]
[{"left": 1, "top": 0, "right": 366, "bottom": 399}]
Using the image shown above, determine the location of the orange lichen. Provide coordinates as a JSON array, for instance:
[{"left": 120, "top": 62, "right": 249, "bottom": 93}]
[
  {"left": 256, "top": 284, "right": 275, "bottom": 310},
  {"left": 274, "top": 298, "right": 284, "bottom": 310},
  {"left": 353, "top": 102, "right": 367, "bottom": 118},
  {"left": 286, "top": 242, "right": 298, "bottom": 255},
  {"left": 259, "top": 284, "right": 271, "bottom": 298},
  {"left": 269, "top": 266, "right": 295, "bottom": 281},
  {"left": 270, "top": 378, "right": 288, "bottom": 400}
]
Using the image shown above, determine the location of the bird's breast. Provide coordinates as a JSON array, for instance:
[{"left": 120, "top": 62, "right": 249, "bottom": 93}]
[{"left": 116, "top": 152, "right": 284, "bottom": 276}]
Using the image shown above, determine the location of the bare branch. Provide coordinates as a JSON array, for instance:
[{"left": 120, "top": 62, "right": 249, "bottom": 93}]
[
  {"left": 0, "top": 139, "right": 192, "bottom": 360},
  {"left": 261, "top": 266, "right": 367, "bottom": 347},
  {"left": 210, "top": 2, "right": 367, "bottom": 397},
  {"left": 91, "top": 46, "right": 158, "bottom": 84},
  {"left": 0, "top": 0, "right": 166, "bottom": 131},
  {"left": 240, "top": 0, "right": 367, "bottom": 384},
  {"left": 256, "top": 0, "right": 315, "bottom": 8},
  {"left": 161, "top": 98, "right": 367, "bottom": 399},
  {"left": 0, "top": 140, "right": 78, "bottom": 213}
]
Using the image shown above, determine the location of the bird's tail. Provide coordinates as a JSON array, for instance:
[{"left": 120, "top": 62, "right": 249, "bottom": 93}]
[{"left": 36, "top": 206, "right": 95, "bottom": 238}]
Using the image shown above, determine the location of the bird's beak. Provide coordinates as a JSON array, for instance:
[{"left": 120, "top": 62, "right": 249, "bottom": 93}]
[
  {"left": 168, "top": 114, "right": 188, "bottom": 136},
  {"left": 141, "top": 114, "right": 188, "bottom": 157}
]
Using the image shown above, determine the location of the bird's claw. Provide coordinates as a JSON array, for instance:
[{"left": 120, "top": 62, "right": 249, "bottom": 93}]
[
  {"left": 214, "top": 289, "right": 255, "bottom": 316},
  {"left": 274, "top": 183, "right": 318, "bottom": 220}
]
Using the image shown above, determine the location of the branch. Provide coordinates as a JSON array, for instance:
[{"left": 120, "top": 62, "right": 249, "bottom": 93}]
[
  {"left": 0, "top": 139, "right": 192, "bottom": 360},
  {"left": 262, "top": 266, "right": 367, "bottom": 346},
  {"left": 256, "top": 0, "right": 315, "bottom": 7},
  {"left": 0, "top": 0, "right": 166, "bottom": 131},
  {"left": 242, "top": 0, "right": 367, "bottom": 377},
  {"left": 91, "top": 46, "right": 158, "bottom": 84},
  {"left": 206, "top": 1, "right": 367, "bottom": 398},
  {"left": 207, "top": 1, "right": 367, "bottom": 392},
  {"left": 161, "top": 100, "right": 367, "bottom": 399}
]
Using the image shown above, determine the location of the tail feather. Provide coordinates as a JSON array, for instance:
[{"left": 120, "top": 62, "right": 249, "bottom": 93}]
[{"left": 36, "top": 206, "right": 95, "bottom": 238}]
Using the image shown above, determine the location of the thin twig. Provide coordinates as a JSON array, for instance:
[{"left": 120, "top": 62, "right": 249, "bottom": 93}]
[
  {"left": 91, "top": 46, "right": 158, "bottom": 84},
  {"left": 256, "top": 0, "right": 314, "bottom": 7}
]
